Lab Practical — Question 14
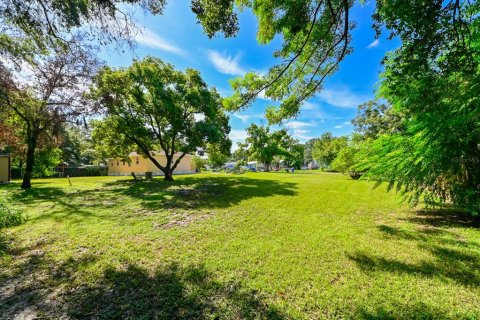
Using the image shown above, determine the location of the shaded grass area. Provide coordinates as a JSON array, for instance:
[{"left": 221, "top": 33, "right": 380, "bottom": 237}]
[{"left": 1, "top": 172, "right": 479, "bottom": 319}]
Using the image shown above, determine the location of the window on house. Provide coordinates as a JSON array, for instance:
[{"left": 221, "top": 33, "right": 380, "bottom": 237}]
[
  {"left": 117, "top": 160, "right": 119, "bottom": 166},
  {"left": 136, "top": 157, "right": 139, "bottom": 165},
  {"left": 111, "top": 162, "right": 113, "bottom": 167},
  {"left": 122, "top": 161, "right": 125, "bottom": 166}
]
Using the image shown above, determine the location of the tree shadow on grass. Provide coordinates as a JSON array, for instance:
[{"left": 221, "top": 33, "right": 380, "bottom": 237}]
[
  {"left": 356, "top": 302, "right": 475, "bottom": 320},
  {"left": 100, "top": 176, "right": 298, "bottom": 211},
  {"left": 349, "top": 222, "right": 480, "bottom": 288},
  {"left": 404, "top": 208, "right": 480, "bottom": 228},
  {"left": 65, "top": 263, "right": 285, "bottom": 320},
  {"left": 8, "top": 176, "right": 297, "bottom": 218},
  {"left": 1, "top": 238, "right": 285, "bottom": 319}
]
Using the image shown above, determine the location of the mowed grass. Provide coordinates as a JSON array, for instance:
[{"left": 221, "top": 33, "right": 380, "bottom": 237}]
[{"left": 1, "top": 172, "right": 480, "bottom": 319}]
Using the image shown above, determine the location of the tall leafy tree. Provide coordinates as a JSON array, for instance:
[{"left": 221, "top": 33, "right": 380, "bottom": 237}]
[
  {"left": 358, "top": 0, "right": 480, "bottom": 215},
  {"left": 91, "top": 57, "right": 231, "bottom": 181},
  {"left": 207, "top": 143, "right": 230, "bottom": 168},
  {"left": 331, "top": 133, "right": 364, "bottom": 179},
  {"left": 0, "top": 42, "right": 100, "bottom": 188},
  {"left": 284, "top": 142, "right": 305, "bottom": 169}
]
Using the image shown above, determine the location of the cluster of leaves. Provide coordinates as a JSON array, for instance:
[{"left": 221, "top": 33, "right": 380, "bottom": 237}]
[{"left": 223, "top": 0, "right": 354, "bottom": 123}]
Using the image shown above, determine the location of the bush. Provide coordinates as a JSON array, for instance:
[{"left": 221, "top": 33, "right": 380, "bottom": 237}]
[
  {"left": 0, "top": 191, "right": 26, "bottom": 228},
  {"left": 64, "top": 166, "right": 108, "bottom": 177}
]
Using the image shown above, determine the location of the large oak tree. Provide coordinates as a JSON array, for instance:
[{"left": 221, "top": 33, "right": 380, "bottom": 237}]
[{"left": 91, "top": 57, "right": 231, "bottom": 181}]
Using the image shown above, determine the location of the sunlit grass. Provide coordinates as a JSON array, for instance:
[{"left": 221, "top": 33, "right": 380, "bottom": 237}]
[{"left": 1, "top": 172, "right": 479, "bottom": 319}]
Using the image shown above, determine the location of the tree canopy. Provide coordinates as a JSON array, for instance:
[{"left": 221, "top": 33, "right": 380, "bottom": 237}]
[
  {"left": 91, "top": 57, "right": 231, "bottom": 180},
  {"left": 356, "top": 0, "right": 480, "bottom": 215},
  {"left": 0, "top": 41, "right": 100, "bottom": 188}
]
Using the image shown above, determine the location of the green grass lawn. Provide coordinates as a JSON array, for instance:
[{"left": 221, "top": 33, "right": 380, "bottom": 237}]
[{"left": 1, "top": 172, "right": 480, "bottom": 319}]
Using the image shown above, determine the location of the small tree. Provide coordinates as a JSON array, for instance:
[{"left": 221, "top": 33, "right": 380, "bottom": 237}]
[
  {"left": 207, "top": 143, "right": 230, "bottom": 168},
  {"left": 245, "top": 124, "right": 291, "bottom": 171},
  {"left": 331, "top": 134, "right": 364, "bottom": 179},
  {"left": 91, "top": 57, "right": 231, "bottom": 181},
  {"left": 192, "top": 156, "right": 207, "bottom": 172}
]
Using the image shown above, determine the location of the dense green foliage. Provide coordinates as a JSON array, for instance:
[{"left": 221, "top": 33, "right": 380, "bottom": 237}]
[
  {"left": 244, "top": 124, "right": 294, "bottom": 170},
  {"left": 356, "top": 0, "right": 480, "bottom": 215},
  {"left": 312, "top": 132, "right": 348, "bottom": 168},
  {"left": 222, "top": 0, "right": 354, "bottom": 123},
  {"left": 91, "top": 57, "right": 231, "bottom": 180},
  {"left": 0, "top": 0, "right": 165, "bottom": 61},
  {"left": 351, "top": 100, "right": 403, "bottom": 140},
  {"left": 331, "top": 134, "right": 363, "bottom": 179},
  {"left": 2, "top": 174, "right": 480, "bottom": 318},
  {"left": 206, "top": 144, "right": 230, "bottom": 168}
]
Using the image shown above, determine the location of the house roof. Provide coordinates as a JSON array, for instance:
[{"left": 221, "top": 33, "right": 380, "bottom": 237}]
[{"left": 109, "top": 151, "right": 193, "bottom": 160}]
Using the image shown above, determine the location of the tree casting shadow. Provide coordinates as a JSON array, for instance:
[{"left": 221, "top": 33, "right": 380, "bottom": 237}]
[
  {"left": 101, "top": 175, "right": 298, "bottom": 211},
  {"left": 0, "top": 239, "right": 285, "bottom": 320},
  {"left": 349, "top": 223, "right": 480, "bottom": 288}
]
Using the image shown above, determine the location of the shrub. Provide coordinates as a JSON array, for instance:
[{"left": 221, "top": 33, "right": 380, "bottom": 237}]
[{"left": 0, "top": 191, "right": 26, "bottom": 228}]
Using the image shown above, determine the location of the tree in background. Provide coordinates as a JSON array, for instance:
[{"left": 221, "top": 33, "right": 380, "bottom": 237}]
[
  {"left": 91, "top": 57, "right": 231, "bottom": 181},
  {"left": 230, "top": 142, "right": 249, "bottom": 165},
  {"left": 59, "top": 124, "right": 99, "bottom": 166},
  {"left": 244, "top": 124, "right": 292, "bottom": 171},
  {"left": 331, "top": 133, "right": 364, "bottom": 179},
  {"left": 352, "top": 100, "right": 404, "bottom": 140},
  {"left": 284, "top": 141, "right": 305, "bottom": 169},
  {"left": 304, "top": 138, "right": 320, "bottom": 167},
  {"left": 312, "top": 132, "right": 348, "bottom": 169},
  {"left": 192, "top": 156, "right": 207, "bottom": 172},
  {"left": 207, "top": 143, "right": 230, "bottom": 168},
  {"left": 0, "top": 42, "right": 100, "bottom": 188}
]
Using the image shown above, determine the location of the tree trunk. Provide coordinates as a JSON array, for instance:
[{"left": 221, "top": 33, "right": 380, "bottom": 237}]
[
  {"left": 164, "top": 170, "right": 174, "bottom": 181},
  {"left": 21, "top": 135, "right": 37, "bottom": 189},
  {"left": 164, "top": 155, "right": 174, "bottom": 181}
]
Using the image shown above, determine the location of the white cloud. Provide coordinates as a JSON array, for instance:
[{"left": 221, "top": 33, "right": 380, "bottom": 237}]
[
  {"left": 135, "top": 28, "right": 187, "bottom": 57},
  {"left": 207, "top": 50, "right": 245, "bottom": 76},
  {"left": 302, "top": 101, "right": 318, "bottom": 110},
  {"left": 194, "top": 113, "right": 205, "bottom": 122},
  {"left": 334, "top": 125, "right": 343, "bottom": 129},
  {"left": 291, "top": 129, "right": 314, "bottom": 141},
  {"left": 343, "top": 121, "right": 352, "bottom": 125},
  {"left": 319, "top": 87, "right": 369, "bottom": 109},
  {"left": 284, "top": 121, "right": 316, "bottom": 130},
  {"left": 367, "top": 39, "right": 380, "bottom": 49},
  {"left": 232, "top": 113, "right": 264, "bottom": 123},
  {"left": 229, "top": 129, "right": 248, "bottom": 143}
]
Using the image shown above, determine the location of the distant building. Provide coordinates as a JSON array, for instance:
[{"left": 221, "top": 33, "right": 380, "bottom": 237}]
[
  {"left": 108, "top": 151, "right": 196, "bottom": 176},
  {"left": 0, "top": 153, "right": 11, "bottom": 184}
]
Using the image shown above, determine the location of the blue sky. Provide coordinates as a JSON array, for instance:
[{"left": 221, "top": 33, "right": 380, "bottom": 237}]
[{"left": 100, "top": 0, "right": 400, "bottom": 149}]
